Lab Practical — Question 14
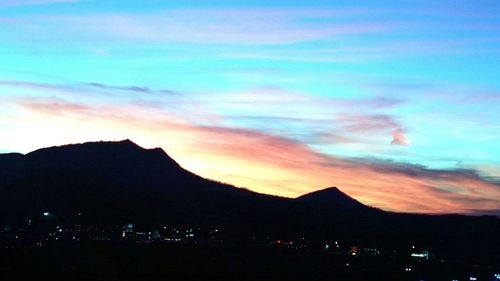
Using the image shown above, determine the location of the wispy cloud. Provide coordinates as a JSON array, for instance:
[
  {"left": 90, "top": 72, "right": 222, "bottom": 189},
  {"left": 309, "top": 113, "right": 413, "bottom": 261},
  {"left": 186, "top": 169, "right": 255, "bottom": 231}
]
[
  {"left": 86, "top": 82, "right": 152, "bottom": 94},
  {"left": 14, "top": 96, "right": 500, "bottom": 214},
  {"left": 16, "top": 96, "right": 92, "bottom": 115},
  {"left": 0, "top": 9, "right": 395, "bottom": 45},
  {"left": 190, "top": 87, "right": 406, "bottom": 146},
  {"left": 2, "top": 6, "right": 498, "bottom": 64},
  {"left": 1, "top": 79, "right": 410, "bottom": 149},
  {"left": 3, "top": 80, "right": 499, "bottom": 215}
]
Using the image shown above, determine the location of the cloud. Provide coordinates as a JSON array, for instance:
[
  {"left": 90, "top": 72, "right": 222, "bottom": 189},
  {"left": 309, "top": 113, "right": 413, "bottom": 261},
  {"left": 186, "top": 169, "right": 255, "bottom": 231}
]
[
  {"left": 308, "top": 113, "right": 408, "bottom": 146},
  {"left": 182, "top": 86, "right": 406, "bottom": 146},
  {"left": 221, "top": 36, "right": 500, "bottom": 62},
  {"left": 391, "top": 129, "right": 410, "bottom": 145},
  {"left": 336, "top": 114, "right": 400, "bottom": 132},
  {"left": 86, "top": 83, "right": 152, "bottom": 93},
  {"left": 2, "top": 6, "right": 499, "bottom": 63},
  {"left": 0, "top": 79, "right": 67, "bottom": 91},
  {"left": 467, "top": 209, "right": 500, "bottom": 217},
  {"left": 1, "top": 80, "right": 409, "bottom": 148},
  {"left": 0, "top": 9, "right": 395, "bottom": 45},
  {"left": 16, "top": 97, "right": 91, "bottom": 115},
  {"left": 6, "top": 93, "right": 500, "bottom": 215},
  {"left": 0, "top": 80, "right": 179, "bottom": 102},
  {"left": 3, "top": 79, "right": 500, "bottom": 215}
]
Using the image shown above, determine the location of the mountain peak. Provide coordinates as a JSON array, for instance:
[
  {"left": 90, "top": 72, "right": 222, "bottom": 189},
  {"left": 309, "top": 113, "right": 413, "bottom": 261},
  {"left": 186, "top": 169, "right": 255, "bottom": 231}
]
[
  {"left": 27, "top": 140, "right": 166, "bottom": 159},
  {"left": 296, "top": 187, "right": 368, "bottom": 209},
  {"left": 20, "top": 140, "right": 185, "bottom": 189},
  {"left": 316, "top": 186, "right": 341, "bottom": 193},
  {"left": 115, "top": 139, "right": 142, "bottom": 147}
]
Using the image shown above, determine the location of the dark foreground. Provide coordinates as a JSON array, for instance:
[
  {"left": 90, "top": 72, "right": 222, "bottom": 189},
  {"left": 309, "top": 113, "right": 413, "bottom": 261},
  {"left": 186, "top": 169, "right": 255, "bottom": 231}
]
[
  {"left": 1, "top": 141, "right": 499, "bottom": 280},
  {"left": 1, "top": 241, "right": 497, "bottom": 281}
]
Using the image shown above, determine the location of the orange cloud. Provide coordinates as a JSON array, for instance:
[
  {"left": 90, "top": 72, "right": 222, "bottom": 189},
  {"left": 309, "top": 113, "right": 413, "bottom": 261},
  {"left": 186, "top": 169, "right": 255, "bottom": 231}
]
[{"left": 7, "top": 96, "right": 500, "bottom": 215}]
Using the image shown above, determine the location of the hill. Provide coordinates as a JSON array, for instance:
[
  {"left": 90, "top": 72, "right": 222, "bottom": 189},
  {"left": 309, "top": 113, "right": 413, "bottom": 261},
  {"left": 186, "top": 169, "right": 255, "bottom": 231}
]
[{"left": 0, "top": 140, "right": 498, "bottom": 263}]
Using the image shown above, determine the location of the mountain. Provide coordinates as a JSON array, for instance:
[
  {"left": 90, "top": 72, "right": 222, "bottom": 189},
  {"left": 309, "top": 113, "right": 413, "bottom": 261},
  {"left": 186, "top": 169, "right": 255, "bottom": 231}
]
[
  {"left": 296, "top": 187, "right": 367, "bottom": 209},
  {"left": 0, "top": 140, "right": 499, "bottom": 261},
  {"left": 0, "top": 140, "right": 297, "bottom": 227}
]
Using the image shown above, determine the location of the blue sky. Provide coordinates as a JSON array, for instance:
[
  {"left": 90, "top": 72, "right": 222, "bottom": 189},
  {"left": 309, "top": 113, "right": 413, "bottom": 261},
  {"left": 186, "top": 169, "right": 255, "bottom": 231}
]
[{"left": 1, "top": 0, "right": 499, "bottom": 214}]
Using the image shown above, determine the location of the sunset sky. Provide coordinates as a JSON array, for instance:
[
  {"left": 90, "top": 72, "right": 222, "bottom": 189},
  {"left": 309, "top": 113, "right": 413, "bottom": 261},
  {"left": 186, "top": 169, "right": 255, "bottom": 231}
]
[{"left": 1, "top": 0, "right": 499, "bottom": 214}]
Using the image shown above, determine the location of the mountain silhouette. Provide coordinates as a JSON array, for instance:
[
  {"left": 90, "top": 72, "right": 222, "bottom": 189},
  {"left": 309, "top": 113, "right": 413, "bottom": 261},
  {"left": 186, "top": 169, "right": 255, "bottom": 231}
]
[
  {"left": 296, "top": 187, "right": 367, "bottom": 209},
  {"left": 0, "top": 140, "right": 499, "bottom": 260},
  {"left": 0, "top": 140, "right": 297, "bottom": 226}
]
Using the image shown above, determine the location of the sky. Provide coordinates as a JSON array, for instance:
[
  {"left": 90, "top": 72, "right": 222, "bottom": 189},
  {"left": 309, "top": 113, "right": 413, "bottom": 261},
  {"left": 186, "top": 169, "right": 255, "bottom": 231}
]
[{"left": 1, "top": 0, "right": 500, "bottom": 215}]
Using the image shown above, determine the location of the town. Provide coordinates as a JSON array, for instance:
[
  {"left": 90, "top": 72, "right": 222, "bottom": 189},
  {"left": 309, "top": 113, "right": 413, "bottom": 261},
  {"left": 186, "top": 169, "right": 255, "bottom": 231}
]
[{"left": 1, "top": 213, "right": 498, "bottom": 281}]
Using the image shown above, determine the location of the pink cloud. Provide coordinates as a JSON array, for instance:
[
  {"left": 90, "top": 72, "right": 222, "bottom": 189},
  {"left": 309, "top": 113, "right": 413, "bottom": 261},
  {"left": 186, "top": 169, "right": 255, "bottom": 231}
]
[
  {"left": 391, "top": 129, "right": 410, "bottom": 145},
  {"left": 8, "top": 95, "right": 500, "bottom": 215},
  {"left": 2, "top": 80, "right": 407, "bottom": 147},
  {"left": 16, "top": 97, "right": 92, "bottom": 115}
]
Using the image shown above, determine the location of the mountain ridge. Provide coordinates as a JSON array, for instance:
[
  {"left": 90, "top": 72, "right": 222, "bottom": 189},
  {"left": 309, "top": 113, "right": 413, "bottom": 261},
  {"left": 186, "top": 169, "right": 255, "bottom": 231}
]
[
  {"left": 0, "top": 140, "right": 499, "bottom": 256},
  {"left": 1, "top": 139, "right": 362, "bottom": 204}
]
